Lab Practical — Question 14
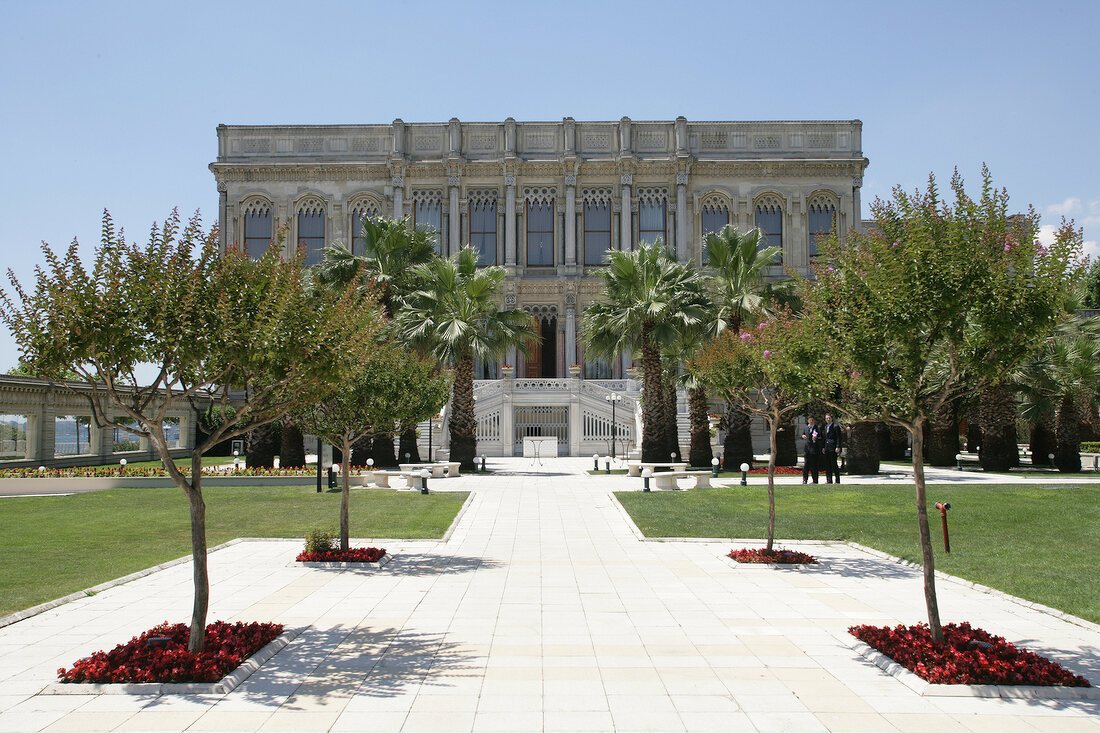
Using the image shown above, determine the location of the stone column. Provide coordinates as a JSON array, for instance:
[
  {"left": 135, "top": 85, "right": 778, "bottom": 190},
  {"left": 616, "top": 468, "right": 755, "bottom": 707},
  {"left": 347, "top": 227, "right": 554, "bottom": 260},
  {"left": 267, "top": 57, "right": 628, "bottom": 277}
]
[
  {"left": 564, "top": 175, "right": 576, "bottom": 266},
  {"left": 392, "top": 176, "right": 404, "bottom": 220},
  {"left": 505, "top": 175, "right": 517, "bottom": 266},
  {"left": 620, "top": 174, "right": 632, "bottom": 251},
  {"left": 449, "top": 176, "right": 460, "bottom": 256},
  {"left": 676, "top": 174, "right": 688, "bottom": 262},
  {"left": 565, "top": 305, "right": 576, "bottom": 370},
  {"left": 852, "top": 176, "right": 864, "bottom": 233}
]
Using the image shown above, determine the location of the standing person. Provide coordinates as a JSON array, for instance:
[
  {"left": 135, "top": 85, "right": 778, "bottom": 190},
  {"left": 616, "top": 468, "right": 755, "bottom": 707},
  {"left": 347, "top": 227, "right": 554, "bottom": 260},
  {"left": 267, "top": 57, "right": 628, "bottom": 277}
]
[
  {"left": 823, "top": 412, "right": 842, "bottom": 483},
  {"left": 801, "top": 415, "right": 822, "bottom": 484}
]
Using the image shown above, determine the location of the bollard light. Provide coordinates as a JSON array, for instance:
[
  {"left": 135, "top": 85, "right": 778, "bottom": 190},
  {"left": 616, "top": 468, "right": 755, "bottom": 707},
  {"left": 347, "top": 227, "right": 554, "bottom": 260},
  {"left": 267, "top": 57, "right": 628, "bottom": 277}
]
[
  {"left": 420, "top": 468, "right": 430, "bottom": 494},
  {"left": 38, "top": 465, "right": 46, "bottom": 472},
  {"left": 328, "top": 463, "right": 337, "bottom": 489},
  {"left": 366, "top": 458, "right": 374, "bottom": 469},
  {"left": 671, "top": 451, "right": 677, "bottom": 463},
  {"left": 1048, "top": 452, "right": 1055, "bottom": 469},
  {"left": 480, "top": 455, "right": 487, "bottom": 473},
  {"left": 711, "top": 456, "right": 719, "bottom": 478},
  {"left": 233, "top": 449, "right": 240, "bottom": 472},
  {"left": 642, "top": 468, "right": 652, "bottom": 492},
  {"left": 605, "top": 456, "right": 611, "bottom": 475},
  {"left": 956, "top": 453, "right": 963, "bottom": 471},
  {"left": 405, "top": 452, "right": 411, "bottom": 464},
  {"left": 740, "top": 462, "right": 749, "bottom": 486},
  {"left": 593, "top": 453, "right": 600, "bottom": 472}
]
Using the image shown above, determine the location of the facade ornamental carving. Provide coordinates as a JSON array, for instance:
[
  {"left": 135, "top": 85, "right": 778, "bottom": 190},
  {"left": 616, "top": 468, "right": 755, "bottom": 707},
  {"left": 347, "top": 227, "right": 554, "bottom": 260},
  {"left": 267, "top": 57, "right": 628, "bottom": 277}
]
[
  {"left": 676, "top": 173, "right": 689, "bottom": 185},
  {"left": 504, "top": 293, "right": 517, "bottom": 306},
  {"left": 391, "top": 175, "right": 404, "bottom": 187},
  {"left": 620, "top": 173, "right": 632, "bottom": 186},
  {"left": 564, "top": 174, "right": 577, "bottom": 186},
  {"left": 448, "top": 175, "right": 461, "bottom": 187},
  {"left": 504, "top": 175, "right": 516, "bottom": 187}
]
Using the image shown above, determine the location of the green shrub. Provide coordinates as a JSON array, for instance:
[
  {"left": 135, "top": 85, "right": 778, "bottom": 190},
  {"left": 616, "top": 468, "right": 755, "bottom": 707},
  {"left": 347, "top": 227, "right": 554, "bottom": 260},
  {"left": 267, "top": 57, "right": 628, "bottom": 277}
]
[
  {"left": 304, "top": 528, "right": 336, "bottom": 554},
  {"left": 1081, "top": 442, "right": 1100, "bottom": 454}
]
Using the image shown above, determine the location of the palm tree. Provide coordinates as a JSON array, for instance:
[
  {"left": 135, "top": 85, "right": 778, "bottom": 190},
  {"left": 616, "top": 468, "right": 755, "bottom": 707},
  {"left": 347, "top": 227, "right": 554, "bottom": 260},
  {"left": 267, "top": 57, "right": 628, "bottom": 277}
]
[
  {"left": 396, "top": 246, "right": 535, "bottom": 470},
  {"left": 312, "top": 216, "right": 437, "bottom": 465},
  {"left": 666, "top": 328, "right": 714, "bottom": 467},
  {"left": 583, "top": 242, "right": 710, "bottom": 461},
  {"left": 704, "top": 225, "right": 788, "bottom": 468}
]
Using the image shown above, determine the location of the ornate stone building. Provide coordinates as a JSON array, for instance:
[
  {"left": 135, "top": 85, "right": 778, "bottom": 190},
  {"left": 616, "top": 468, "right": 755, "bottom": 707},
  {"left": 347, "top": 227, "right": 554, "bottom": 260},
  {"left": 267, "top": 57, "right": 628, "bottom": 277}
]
[
  {"left": 210, "top": 118, "right": 868, "bottom": 456},
  {"left": 211, "top": 117, "right": 867, "bottom": 380}
]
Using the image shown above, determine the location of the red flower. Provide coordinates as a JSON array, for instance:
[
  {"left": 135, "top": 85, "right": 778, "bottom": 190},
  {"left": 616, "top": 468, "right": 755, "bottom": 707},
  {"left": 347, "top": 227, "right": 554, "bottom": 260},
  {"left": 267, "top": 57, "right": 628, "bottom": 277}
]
[
  {"left": 729, "top": 547, "right": 818, "bottom": 564},
  {"left": 296, "top": 547, "right": 386, "bottom": 563}
]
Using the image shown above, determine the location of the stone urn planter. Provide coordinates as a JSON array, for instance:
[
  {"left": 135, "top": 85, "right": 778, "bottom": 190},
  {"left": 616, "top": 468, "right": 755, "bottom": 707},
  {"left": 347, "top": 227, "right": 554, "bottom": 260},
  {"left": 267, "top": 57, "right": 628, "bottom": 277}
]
[
  {"left": 569, "top": 364, "right": 582, "bottom": 377},
  {"left": 500, "top": 364, "right": 514, "bottom": 378}
]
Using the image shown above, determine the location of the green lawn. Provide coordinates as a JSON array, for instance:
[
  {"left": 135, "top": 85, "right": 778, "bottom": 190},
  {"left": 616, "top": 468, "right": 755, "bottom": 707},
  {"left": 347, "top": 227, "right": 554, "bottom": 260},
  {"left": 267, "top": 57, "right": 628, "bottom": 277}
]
[
  {"left": 616, "top": 483, "right": 1100, "bottom": 624},
  {"left": 0, "top": 486, "right": 469, "bottom": 617}
]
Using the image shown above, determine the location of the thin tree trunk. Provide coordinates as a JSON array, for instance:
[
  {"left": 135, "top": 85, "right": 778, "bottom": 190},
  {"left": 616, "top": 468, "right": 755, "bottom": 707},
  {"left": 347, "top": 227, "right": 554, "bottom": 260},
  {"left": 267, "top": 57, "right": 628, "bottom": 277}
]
[
  {"left": 767, "top": 414, "right": 777, "bottom": 552},
  {"left": 340, "top": 437, "right": 352, "bottom": 550},
  {"left": 449, "top": 351, "right": 477, "bottom": 470},
  {"left": 186, "top": 451, "right": 209, "bottom": 652},
  {"left": 723, "top": 404, "right": 754, "bottom": 470},
  {"left": 910, "top": 418, "right": 943, "bottom": 643},
  {"left": 687, "top": 386, "right": 713, "bottom": 467}
]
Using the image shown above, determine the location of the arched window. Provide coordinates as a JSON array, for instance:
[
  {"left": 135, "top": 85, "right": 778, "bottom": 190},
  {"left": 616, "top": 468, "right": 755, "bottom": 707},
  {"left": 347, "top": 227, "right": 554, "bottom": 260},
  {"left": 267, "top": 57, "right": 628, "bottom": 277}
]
[
  {"left": 808, "top": 194, "right": 838, "bottom": 258},
  {"left": 348, "top": 197, "right": 383, "bottom": 257},
  {"left": 412, "top": 190, "right": 443, "bottom": 254},
  {"left": 700, "top": 194, "right": 730, "bottom": 264},
  {"left": 296, "top": 198, "right": 326, "bottom": 266},
  {"left": 468, "top": 189, "right": 498, "bottom": 266},
  {"left": 524, "top": 187, "right": 556, "bottom": 267},
  {"left": 582, "top": 188, "right": 613, "bottom": 266},
  {"left": 637, "top": 187, "right": 668, "bottom": 248},
  {"left": 754, "top": 194, "right": 783, "bottom": 263},
  {"left": 241, "top": 199, "right": 272, "bottom": 259}
]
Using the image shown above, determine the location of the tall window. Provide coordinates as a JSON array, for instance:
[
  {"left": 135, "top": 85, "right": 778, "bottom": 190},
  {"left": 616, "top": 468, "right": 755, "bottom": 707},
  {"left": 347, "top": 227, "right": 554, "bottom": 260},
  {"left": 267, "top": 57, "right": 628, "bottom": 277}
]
[
  {"left": 527, "top": 200, "right": 554, "bottom": 266},
  {"left": 754, "top": 199, "right": 783, "bottom": 263},
  {"left": 470, "top": 198, "right": 497, "bottom": 266},
  {"left": 808, "top": 199, "right": 836, "bottom": 258},
  {"left": 349, "top": 200, "right": 381, "bottom": 257},
  {"left": 584, "top": 200, "right": 611, "bottom": 265},
  {"left": 297, "top": 203, "right": 325, "bottom": 266},
  {"left": 638, "top": 198, "right": 666, "bottom": 246},
  {"left": 700, "top": 200, "right": 729, "bottom": 264},
  {"left": 243, "top": 202, "right": 272, "bottom": 259},
  {"left": 414, "top": 197, "right": 442, "bottom": 254}
]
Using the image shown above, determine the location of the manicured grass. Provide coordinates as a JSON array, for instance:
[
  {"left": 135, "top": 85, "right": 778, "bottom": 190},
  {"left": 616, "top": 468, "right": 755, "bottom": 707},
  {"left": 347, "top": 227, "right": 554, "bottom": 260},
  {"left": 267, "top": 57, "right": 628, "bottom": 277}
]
[
  {"left": 0, "top": 485, "right": 468, "bottom": 617},
  {"left": 616, "top": 483, "right": 1100, "bottom": 624}
]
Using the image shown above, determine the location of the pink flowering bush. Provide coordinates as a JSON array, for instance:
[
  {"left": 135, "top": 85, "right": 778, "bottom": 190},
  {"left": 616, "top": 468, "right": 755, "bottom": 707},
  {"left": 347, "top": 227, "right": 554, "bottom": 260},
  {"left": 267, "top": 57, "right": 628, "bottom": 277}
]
[
  {"left": 850, "top": 622, "right": 1090, "bottom": 686},
  {"left": 729, "top": 547, "right": 817, "bottom": 564},
  {"left": 57, "top": 621, "right": 283, "bottom": 684},
  {"left": 296, "top": 547, "right": 387, "bottom": 563}
]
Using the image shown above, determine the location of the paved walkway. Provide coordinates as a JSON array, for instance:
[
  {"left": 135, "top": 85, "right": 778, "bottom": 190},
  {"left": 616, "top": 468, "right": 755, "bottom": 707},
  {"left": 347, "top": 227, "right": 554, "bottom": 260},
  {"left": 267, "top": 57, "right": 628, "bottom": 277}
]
[{"left": 1, "top": 459, "right": 1097, "bottom": 732}]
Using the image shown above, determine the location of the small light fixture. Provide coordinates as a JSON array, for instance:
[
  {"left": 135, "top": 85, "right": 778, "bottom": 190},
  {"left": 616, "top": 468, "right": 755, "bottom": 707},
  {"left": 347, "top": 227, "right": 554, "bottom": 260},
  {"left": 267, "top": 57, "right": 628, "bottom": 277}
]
[
  {"left": 740, "top": 462, "right": 750, "bottom": 486},
  {"left": 711, "top": 456, "right": 719, "bottom": 478},
  {"left": 642, "top": 467, "right": 652, "bottom": 492},
  {"left": 366, "top": 458, "right": 374, "bottom": 468},
  {"left": 420, "top": 468, "right": 430, "bottom": 494},
  {"left": 480, "top": 455, "right": 487, "bottom": 472},
  {"left": 593, "top": 453, "right": 599, "bottom": 471}
]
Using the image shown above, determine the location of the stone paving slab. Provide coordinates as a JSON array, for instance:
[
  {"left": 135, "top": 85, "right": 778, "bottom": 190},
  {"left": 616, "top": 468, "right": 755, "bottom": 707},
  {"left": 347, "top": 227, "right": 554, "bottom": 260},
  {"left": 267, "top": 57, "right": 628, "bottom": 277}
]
[{"left": 0, "top": 457, "right": 1097, "bottom": 732}]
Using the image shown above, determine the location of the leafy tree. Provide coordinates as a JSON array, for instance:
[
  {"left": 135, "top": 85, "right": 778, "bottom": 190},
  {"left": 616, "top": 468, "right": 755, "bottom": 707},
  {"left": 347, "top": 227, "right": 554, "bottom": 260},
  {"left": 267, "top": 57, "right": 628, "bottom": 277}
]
[
  {"left": 802, "top": 167, "right": 1082, "bottom": 641},
  {"left": 703, "top": 225, "right": 789, "bottom": 469},
  {"left": 6, "top": 362, "right": 81, "bottom": 380},
  {"left": 312, "top": 216, "right": 439, "bottom": 466},
  {"left": 396, "top": 246, "right": 534, "bottom": 470},
  {"left": 294, "top": 340, "right": 451, "bottom": 549},
  {"left": 0, "top": 210, "right": 380, "bottom": 651},
  {"left": 695, "top": 309, "right": 837, "bottom": 549},
  {"left": 583, "top": 242, "right": 711, "bottom": 461},
  {"left": 1082, "top": 257, "right": 1100, "bottom": 309}
]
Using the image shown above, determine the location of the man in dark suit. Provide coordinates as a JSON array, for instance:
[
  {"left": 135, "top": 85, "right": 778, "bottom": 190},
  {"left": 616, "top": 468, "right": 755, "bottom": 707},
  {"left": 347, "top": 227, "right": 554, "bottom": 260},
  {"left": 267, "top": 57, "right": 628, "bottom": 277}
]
[
  {"left": 801, "top": 416, "right": 822, "bottom": 484},
  {"left": 823, "top": 412, "right": 842, "bottom": 484}
]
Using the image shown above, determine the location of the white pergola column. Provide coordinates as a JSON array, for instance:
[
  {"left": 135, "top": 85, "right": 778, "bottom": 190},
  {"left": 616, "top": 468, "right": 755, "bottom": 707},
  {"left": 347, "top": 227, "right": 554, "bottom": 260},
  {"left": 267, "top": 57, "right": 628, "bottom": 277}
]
[
  {"left": 620, "top": 174, "right": 632, "bottom": 251},
  {"left": 676, "top": 173, "right": 689, "bottom": 262},
  {"left": 448, "top": 176, "right": 460, "bottom": 256},
  {"left": 505, "top": 175, "right": 517, "bottom": 266}
]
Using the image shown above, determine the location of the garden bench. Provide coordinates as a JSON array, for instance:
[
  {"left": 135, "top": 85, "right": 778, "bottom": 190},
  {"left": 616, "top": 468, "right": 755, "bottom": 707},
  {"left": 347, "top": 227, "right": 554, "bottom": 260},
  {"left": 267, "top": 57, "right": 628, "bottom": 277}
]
[
  {"left": 366, "top": 470, "right": 410, "bottom": 489},
  {"left": 399, "top": 462, "right": 460, "bottom": 478},
  {"left": 626, "top": 462, "right": 687, "bottom": 477},
  {"left": 651, "top": 470, "right": 712, "bottom": 491}
]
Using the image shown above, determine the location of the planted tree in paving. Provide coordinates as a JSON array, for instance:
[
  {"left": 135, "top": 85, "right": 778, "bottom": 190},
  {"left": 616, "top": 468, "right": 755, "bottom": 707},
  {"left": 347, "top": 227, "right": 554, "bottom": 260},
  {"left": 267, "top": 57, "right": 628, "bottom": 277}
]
[
  {"left": 294, "top": 339, "right": 451, "bottom": 549},
  {"left": 802, "top": 167, "right": 1082, "bottom": 641},
  {"left": 0, "top": 210, "right": 380, "bottom": 651}
]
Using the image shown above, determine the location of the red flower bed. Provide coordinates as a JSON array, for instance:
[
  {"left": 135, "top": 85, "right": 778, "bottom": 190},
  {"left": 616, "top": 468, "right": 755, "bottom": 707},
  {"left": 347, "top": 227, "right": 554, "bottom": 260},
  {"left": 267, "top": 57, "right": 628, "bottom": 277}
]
[
  {"left": 296, "top": 547, "right": 386, "bottom": 562},
  {"left": 57, "top": 620, "right": 283, "bottom": 684},
  {"left": 740, "top": 466, "right": 802, "bottom": 475},
  {"left": 729, "top": 547, "right": 818, "bottom": 564},
  {"left": 850, "top": 622, "right": 1090, "bottom": 687}
]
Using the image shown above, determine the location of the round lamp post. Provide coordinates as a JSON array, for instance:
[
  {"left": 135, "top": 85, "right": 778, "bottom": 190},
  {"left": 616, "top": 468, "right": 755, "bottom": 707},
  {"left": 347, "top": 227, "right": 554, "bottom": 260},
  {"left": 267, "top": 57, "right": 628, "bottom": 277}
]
[
  {"left": 740, "top": 462, "right": 749, "bottom": 486},
  {"left": 604, "top": 456, "right": 611, "bottom": 475},
  {"left": 420, "top": 468, "right": 430, "bottom": 494},
  {"left": 233, "top": 450, "right": 240, "bottom": 472},
  {"left": 605, "top": 393, "right": 622, "bottom": 460},
  {"left": 367, "top": 458, "right": 374, "bottom": 470},
  {"left": 480, "top": 455, "right": 487, "bottom": 473},
  {"left": 711, "top": 456, "right": 719, "bottom": 478},
  {"left": 642, "top": 468, "right": 652, "bottom": 492},
  {"left": 592, "top": 453, "right": 600, "bottom": 472}
]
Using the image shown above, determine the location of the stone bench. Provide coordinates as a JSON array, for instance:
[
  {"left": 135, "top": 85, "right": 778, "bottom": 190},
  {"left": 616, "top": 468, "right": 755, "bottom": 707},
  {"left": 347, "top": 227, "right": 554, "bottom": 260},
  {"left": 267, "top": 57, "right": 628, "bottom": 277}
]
[
  {"left": 626, "top": 462, "right": 687, "bottom": 477},
  {"left": 365, "top": 470, "right": 412, "bottom": 489},
  {"left": 399, "top": 462, "right": 461, "bottom": 478},
  {"left": 651, "top": 470, "right": 712, "bottom": 491}
]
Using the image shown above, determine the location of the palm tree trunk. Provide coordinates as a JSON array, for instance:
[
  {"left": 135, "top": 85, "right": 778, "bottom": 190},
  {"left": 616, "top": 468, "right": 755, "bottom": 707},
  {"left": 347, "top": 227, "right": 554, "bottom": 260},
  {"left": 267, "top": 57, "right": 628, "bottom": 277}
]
[
  {"left": 910, "top": 418, "right": 944, "bottom": 643},
  {"left": 1029, "top": 415, "right": 1055, "bottom": 467},
  {"left": 280, "top": 420, "right": 306, "bottom": 468},
  {"left": 925, "top": 399, "right": 959, "bottom": 467},
  {"left": 449, "top": 350, "right": 477, "bottom": 470},
  {"left": 774, "top": 418, "right": 797, "bottom": 466},
  {"left": 662, "top": 372, "right": 680, "bottom": 461},
  {"left": 847, "top": 421, "right": 880, "bottom": 474},
  {"left": 979, "top": 383, "right": 1019, "bottom": 471},
  {"left": 398, "top": 428, "right": 421, "bottom": 464},
  {"left": 371, "top": 435, "right": 398, "bottom": 467},
  {"left": 722, "top": 404, "right": 754, "bottom": 470},
  {"left": 640, "top": 325, "right": 663, "bottom": 462},
  {"left": 1054, "top": 394, "right": 1083, "bottom": 472},
  {"left": 687, "top": 386, "right": 713, "bottom": 467},
  {"left": 245, "top": 421, "right": 277, "bottom": 468}
]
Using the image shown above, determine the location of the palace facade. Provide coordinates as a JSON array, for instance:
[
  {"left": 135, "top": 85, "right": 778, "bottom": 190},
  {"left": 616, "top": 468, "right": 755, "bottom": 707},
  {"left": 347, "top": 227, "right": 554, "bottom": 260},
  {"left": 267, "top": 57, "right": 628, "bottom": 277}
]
[{"left": 209, "top": 118, "right": 869, "bottom": 456}]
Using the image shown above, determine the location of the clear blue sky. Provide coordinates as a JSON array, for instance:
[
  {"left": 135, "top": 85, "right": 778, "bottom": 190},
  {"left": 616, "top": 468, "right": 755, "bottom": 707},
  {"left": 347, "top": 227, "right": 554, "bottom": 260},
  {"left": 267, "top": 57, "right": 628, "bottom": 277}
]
[{"left": 1, "top": 0, "right": 1098, "bottom": 371}]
